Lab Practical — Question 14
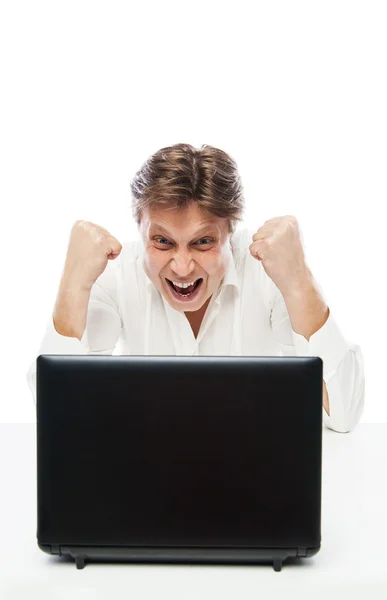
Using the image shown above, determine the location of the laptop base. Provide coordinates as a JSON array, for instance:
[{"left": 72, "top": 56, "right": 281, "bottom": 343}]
[{"left": 38, "top": 542, "right": 320, "bottom": 571}]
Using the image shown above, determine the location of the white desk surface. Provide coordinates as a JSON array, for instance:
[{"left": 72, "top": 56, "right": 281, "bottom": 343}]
[{"left": 1, "top": 423, "right": 386, "bottom": 600}]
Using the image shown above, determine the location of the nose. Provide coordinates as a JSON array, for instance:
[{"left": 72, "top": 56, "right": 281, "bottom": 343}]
[{"left": 170, "top": 250, "right": 196, "bottom": 278}]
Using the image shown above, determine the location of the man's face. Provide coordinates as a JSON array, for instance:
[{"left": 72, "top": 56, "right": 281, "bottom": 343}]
[{"left": 140, "top": 203, "right": 231, "bottom": 313}]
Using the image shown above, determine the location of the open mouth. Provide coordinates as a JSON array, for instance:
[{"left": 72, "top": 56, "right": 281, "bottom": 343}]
[{"left": 166, "top": 277, "right": 203, "bottom": 301}]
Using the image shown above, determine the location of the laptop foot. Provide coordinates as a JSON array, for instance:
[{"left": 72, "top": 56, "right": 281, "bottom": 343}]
[
  {"left": 76, "top": 555, "right": 86, "bottom": 570},
  {"left": 273, "top": 559, "right": 283, "bottom": 572}
]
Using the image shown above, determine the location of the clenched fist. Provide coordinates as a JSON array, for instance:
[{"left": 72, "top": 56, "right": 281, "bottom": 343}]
[{"left": 63, "top": 220, "right": 123, "bottom": 291}]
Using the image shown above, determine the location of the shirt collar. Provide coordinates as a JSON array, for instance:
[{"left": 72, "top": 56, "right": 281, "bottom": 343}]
[{"left": 216, "top": 249, "right": 240, "bottom": 299}]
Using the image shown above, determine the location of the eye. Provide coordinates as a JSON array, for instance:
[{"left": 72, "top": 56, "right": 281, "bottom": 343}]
[
  {"left": 154, "top": 237, "right": 172, "bottom": 246},
  {"left": 195, "top": 238, "right": 213, "bottom": 245}
]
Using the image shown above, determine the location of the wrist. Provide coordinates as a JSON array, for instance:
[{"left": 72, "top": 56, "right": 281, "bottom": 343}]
[{"left": 280, "top": 265, "right": 314, "bottom": 299}]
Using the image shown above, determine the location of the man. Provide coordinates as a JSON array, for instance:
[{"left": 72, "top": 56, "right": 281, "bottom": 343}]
[{"left": 26, "top": 143, "right": 365, "bottom": 433}]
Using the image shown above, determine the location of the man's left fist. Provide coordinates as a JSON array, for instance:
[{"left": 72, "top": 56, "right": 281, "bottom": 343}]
[{"left": 249, "top": 215, "right": 309, "bottom": 294}]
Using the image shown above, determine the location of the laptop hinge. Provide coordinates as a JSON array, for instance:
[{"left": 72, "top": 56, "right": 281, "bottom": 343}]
[{"left": 297, "top": 547, "right": 307, "bottom": 557}]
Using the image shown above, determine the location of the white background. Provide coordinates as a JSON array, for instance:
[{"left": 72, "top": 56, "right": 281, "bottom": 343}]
[{"left": 1, "top": 0, "right": 385, "bottom": 423}]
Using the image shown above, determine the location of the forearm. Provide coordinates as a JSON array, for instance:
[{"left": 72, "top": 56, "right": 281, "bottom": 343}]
[
  {"left": 53, "top": 275, "right": 92, "bottom": 340},
  {"left": 280, "top": 267, "right": 331, "bottom": 416}
]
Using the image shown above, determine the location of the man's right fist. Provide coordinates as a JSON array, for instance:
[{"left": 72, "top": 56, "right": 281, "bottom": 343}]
[{"left": 63, "top": 220, "right": 123, "bottom": 290}]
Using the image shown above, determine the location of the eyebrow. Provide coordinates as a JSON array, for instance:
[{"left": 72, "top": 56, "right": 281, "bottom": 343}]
[{"left": 150, "top": 223, "right": 218, "bottom": 238}]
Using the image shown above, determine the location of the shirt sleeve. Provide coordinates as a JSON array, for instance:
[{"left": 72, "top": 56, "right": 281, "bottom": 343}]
[
  {"left": 269, "top": 288, "right": 365, "bottom": 434},
  {"left": 26, "top": 259, "right": 122, "bottom": 407}
]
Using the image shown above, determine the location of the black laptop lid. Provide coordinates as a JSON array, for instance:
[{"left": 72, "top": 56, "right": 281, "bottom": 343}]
[{"left": 36, "top": 355, "right": 322, "bottom": 550}]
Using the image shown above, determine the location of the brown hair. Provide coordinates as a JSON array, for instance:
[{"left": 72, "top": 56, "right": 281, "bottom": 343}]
[{"left": 130, "top": 143, "right": 245, "bottom": 235}]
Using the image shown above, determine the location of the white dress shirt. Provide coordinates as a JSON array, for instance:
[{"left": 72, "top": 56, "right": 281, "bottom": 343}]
[{"left": 26, "top": 226, "right": 365, "bottom": 433}]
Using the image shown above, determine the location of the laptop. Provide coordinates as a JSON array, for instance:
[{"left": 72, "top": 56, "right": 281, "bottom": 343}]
[{"left": 36, "top": 354, "right": 323, "bottom": 572}]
